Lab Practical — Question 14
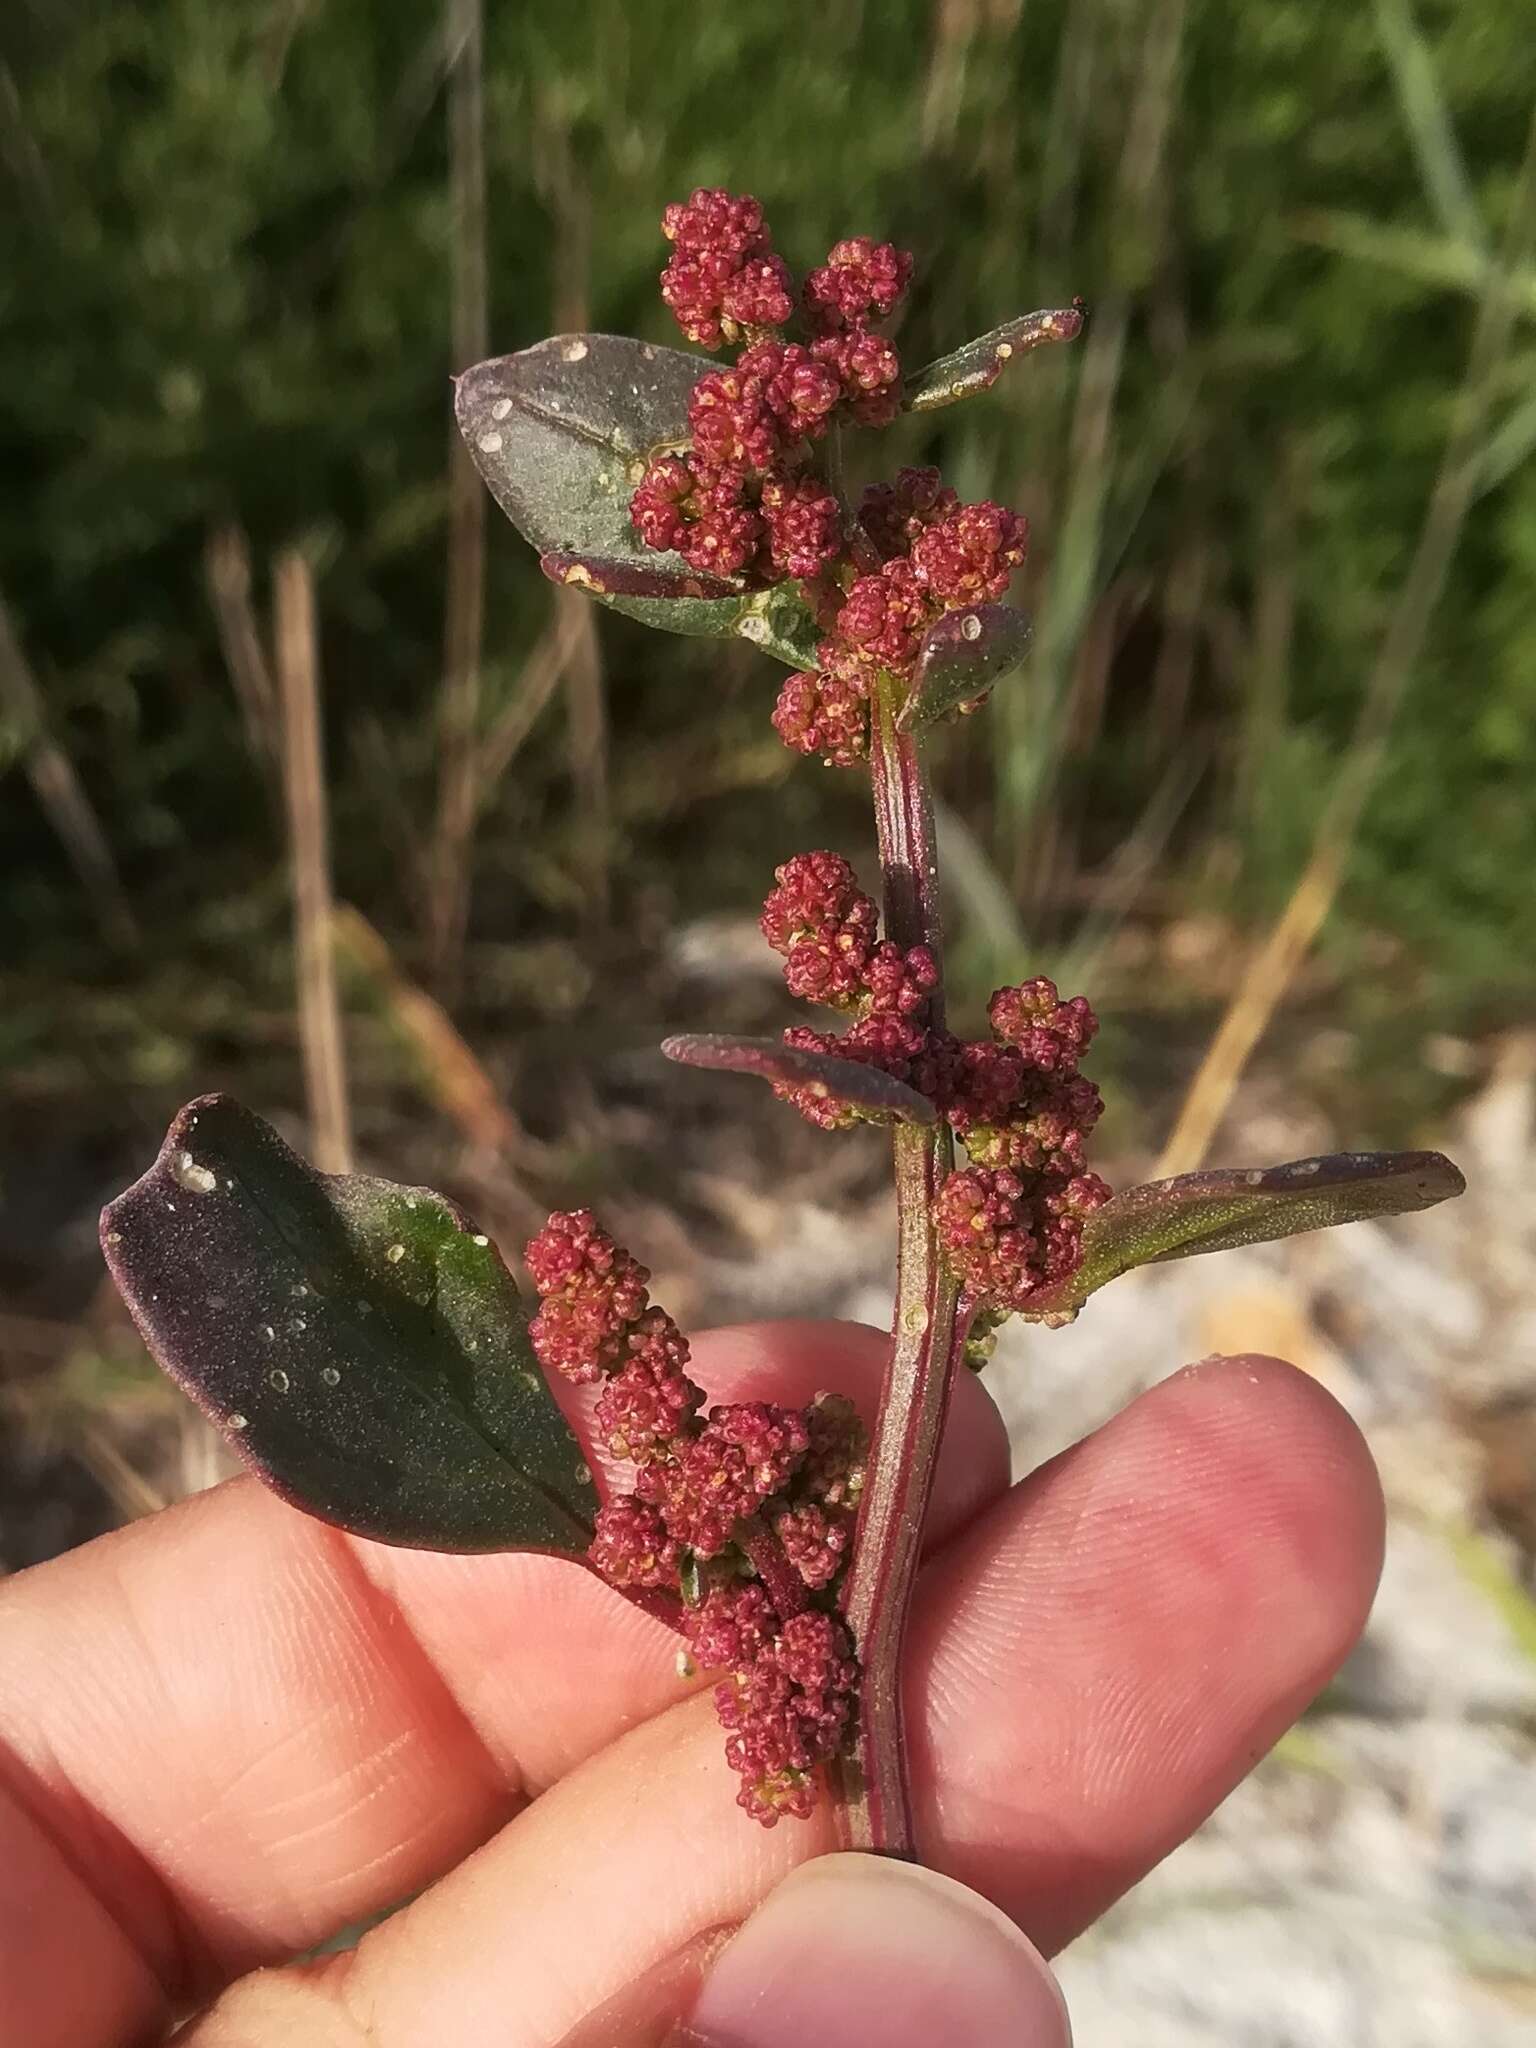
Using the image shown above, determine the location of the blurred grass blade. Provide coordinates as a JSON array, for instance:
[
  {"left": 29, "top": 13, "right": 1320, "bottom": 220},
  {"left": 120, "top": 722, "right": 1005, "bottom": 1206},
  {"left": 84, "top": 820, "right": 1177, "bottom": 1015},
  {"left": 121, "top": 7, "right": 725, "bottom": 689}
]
[
  {"left": 102, "top": 1095, "right": 597, "bottom": 1554},
  {"left": 1373, "top": 0, "right": 1485, "bottom": 251},
  {"left": 1292, "top": 211, "right": 1536, "bottom": 308},
  {"left": 1031, "top": 1150, "right": 1465, "bottom": 1315},
  {"left": 1474, "top": 375, "right": 1536, "bottom": 493}
]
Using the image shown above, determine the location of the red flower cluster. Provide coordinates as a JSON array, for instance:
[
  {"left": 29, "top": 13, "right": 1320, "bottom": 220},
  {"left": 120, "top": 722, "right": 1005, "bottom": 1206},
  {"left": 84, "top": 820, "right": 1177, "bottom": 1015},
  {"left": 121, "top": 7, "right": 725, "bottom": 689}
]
[
  {"left": 524, "top": 1209, "right": 867, "bottom": 1824},
  {"left": 774, "top": 471, "right": 1030, "bottom": 767},
  {"left": 716, "top": 1609, "right": 859, "bottom": 1824},
  {"left": 634, "top": 190, "right": 914, "bottom": 593},
  {"left": 635, "top": 194, "right": 1030, "bottom": 767},
  {"left": 756, "top": 862, "right": 1109, "bottom": 1309},
  {"left": 934, "top": 1164, "right": 1111, "bottom": 1314},
  {"left": 859, "top": 465, "right": 958, "bottom": 559},
  {"left": 660, "top": 189, "right": 794, "bottom": 349}
]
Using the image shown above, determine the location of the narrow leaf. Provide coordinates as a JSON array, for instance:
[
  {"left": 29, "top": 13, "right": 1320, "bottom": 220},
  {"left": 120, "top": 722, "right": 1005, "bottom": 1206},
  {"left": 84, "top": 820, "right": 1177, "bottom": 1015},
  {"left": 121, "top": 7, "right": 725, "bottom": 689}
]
[
  {"left": 1029, "top": 1149, "right": 1465, "bottom": 1316},
  {"left": 455, "top": 336, "right": 820, "bottom": 667},
  {"left": 899, "top": 604, "right": 1032, "bottom": 731},
  {"left": 101, "top": 1095, "right": 597, "bottom": 1554},
  {"left": 903, "top": 305, "right": 1086, "bottom": 414},
  {"left": 662, "top": 1034, "right": 938, "bottom": 1125}
]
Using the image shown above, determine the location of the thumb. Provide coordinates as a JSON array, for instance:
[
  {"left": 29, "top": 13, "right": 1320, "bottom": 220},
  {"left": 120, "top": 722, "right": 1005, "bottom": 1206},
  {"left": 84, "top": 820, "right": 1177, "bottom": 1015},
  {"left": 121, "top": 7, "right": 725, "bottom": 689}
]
[{"left": 677, "top": 1852, "right": 1071, "bottom": 2047}]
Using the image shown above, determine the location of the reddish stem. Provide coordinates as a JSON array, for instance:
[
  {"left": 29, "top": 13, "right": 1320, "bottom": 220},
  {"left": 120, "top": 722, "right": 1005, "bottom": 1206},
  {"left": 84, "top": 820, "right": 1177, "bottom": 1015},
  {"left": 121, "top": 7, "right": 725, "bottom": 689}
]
[
  {"left": 834, "top": 679, "right": 965, "bottom": 1856},
  {"left": 742, "top": 1520, "right": 812, "bottom": 1622}
]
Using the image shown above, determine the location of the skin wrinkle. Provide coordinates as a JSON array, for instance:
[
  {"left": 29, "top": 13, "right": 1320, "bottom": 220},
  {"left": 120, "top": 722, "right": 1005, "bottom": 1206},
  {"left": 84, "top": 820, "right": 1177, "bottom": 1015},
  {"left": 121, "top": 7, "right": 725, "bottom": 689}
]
[{"left": 199, "top": 1527, "right": 521, "bottom": 1956}]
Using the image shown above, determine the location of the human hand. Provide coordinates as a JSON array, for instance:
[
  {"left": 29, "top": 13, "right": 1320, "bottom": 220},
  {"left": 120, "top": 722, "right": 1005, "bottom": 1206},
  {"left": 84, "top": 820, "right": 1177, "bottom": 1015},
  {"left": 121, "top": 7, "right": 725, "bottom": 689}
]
[{"left": 0, "top": 1323, "right": 1383, "bottom": 2045}]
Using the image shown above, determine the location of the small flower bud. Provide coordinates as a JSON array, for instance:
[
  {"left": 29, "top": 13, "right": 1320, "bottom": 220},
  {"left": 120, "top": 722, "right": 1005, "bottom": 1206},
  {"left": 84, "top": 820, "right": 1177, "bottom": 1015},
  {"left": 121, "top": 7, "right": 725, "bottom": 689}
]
[
  {"left": 803, "top": 236, "right": 914, "bottom": 332},
  {"left": 773, "top": 1501, "right": 851, "bottom": 1589},
  {"left": 812, "top": 329, "right": 903, "bottom": 426},
  {"left": 588, "top": 1496, "right": 681, "bottom": 1591},
  {"left": 683, "top": 1582, "right": 780, "bottom": 1670},
  {"left": 659, "top": 189, "right": 790, "bottom": 348},
  {"left": 629, "top": 453, "right": 695, "bottom": 553},
  {"left": 858, "top": 466, "right": 958, "bottom": 559},
  {"left": 861, "top": 940, "right": 940, "bottom": 1017},
  {"left": 592, "top": 1308, "right": 700, "bottom": 1462},
  {"left": 911, "top": 500, "right": 1029, "bottom": 606},
  {"left": 771, "top": 665, "right": 870, "bottom": 768},
  {"left": 987, "top": 978, "right": 1099, "bottom": 1073},
  {"left": 760, "top": 851, "right": 878, "bottom": 958},
  {"left": 835, "top": 559, "right": 931, "bottom": 672},
  {"left": 525, "top": 1210, "right": 652, "bottom": 1383},
  {"left": 760, "top": 469, "right": 844, "bottom": 580}
]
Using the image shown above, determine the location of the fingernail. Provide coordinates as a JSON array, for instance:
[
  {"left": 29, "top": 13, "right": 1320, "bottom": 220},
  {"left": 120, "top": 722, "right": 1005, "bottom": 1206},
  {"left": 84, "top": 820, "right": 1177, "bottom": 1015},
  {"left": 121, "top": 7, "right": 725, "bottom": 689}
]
[{"left": 680, "top": 1853, "right": 1071, "bottom": 2047}]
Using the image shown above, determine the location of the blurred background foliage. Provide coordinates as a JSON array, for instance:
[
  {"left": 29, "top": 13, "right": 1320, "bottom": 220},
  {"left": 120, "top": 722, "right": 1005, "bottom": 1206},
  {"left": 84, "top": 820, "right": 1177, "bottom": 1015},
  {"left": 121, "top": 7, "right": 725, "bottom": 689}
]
[{"left": 2, "top": 0, "right": 1534, "bottom": 1142}]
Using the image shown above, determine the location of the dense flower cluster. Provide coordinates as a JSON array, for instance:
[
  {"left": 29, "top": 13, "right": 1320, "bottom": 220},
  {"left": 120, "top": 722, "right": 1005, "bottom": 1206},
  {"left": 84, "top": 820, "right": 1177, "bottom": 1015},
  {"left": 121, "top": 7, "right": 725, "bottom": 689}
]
[
  {"left": 633, "top": 189, "right": 913, "bottom": 598},
  {"left": 715, "top": 1609, "right": 860, "bottom": 1823},
  {"left": 773, "top": 474, "right": 1030, "bottom": 767},
  {"left": 757, "top": 856, "right": 1109, "bottom": 1312},
  {"left": 525, "top": 1209, "right": 867, "bottom": 1824},
  {"left": 659, "top": 189, "right": 794, "bottom": 348},
  {"left": 633, "top": 193, "right": 1032, "bottom": 768}
]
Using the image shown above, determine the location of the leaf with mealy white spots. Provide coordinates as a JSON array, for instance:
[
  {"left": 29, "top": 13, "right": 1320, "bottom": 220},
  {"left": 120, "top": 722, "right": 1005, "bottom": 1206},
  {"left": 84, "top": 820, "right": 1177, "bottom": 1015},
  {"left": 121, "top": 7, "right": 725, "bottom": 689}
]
[
  {"left": 455, "top": 334, "right": 820, "bottom": 667},
  {"left": 903, "top": 304, "right": 1086, "bottom": 413},
  {"left": 1023, "top": 1150, "right": 1466, "bottom": 1319},
  {"left": 101, "top": 1095, "right": 595, "bottom": 1554}
]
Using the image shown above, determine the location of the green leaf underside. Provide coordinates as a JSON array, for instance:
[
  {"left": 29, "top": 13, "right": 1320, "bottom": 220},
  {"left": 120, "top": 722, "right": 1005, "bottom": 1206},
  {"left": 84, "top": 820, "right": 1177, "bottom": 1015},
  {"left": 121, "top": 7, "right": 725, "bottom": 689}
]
[
  {"left": 101, "top": 1095, "right": 596, "bottom": 1554},
  {"left": 456, "top": 335, "right": 820, "bottom": 668},
  {"left": 903, "top": 305, "right": 1086, "bottom": 413},
  {"left": 1031, "top": 1149, "right": 1466, "bottom": 1316},
  {"left": 900, "top": 605, "right": 1032, "bottom": 730},
  {"left": 661, "top": 1034, "right": 938, "bottom": 1125}
]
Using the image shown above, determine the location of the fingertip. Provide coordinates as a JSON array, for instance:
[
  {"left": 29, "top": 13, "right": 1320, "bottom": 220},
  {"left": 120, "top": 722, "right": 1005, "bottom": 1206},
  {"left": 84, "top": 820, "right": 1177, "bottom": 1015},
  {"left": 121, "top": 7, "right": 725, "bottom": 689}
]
[
  {"left": 1152, "top": 1351, "right": 1387, "bottom": 1664},
  {"left": 683, "top": 1854, "right": 1071, "bottom": 2047},
  {"left": 911, "top": 1348, "right": 1388, "bottom": 1947}
]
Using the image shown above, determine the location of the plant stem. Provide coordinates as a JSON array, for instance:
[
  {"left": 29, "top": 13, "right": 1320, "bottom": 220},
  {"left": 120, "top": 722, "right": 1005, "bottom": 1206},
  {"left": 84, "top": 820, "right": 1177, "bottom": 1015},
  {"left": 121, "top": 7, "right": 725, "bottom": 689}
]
[{"left": 835, "top": 678, "right": 963, "bottom": 1856}]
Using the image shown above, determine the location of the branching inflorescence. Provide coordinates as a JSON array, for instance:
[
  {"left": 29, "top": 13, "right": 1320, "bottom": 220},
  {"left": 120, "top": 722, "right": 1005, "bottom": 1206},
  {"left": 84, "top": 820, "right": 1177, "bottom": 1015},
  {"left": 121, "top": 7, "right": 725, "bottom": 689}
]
[
  {"left": 540, "top": 191, "right": 1109, "bottom": 1827},
  {"left": 101, "top": 182, "right": 1467, "bottom": 1879},
  {"left": 526, "top": 1205, "right": 865, "bottom": 1824}
]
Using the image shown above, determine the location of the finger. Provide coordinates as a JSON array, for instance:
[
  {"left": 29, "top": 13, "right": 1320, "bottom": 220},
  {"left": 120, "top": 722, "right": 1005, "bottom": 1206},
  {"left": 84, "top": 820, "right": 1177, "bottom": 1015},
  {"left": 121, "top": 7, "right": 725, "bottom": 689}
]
[
  {"left": 909, "top": 1351, "right": 1384, "bottom": 1948},
  {"left": 679, "top": 1857, "right": 1070, "bottom": 2048},
  {"left": 557, "top": 1857, "right": 1070, "bottom": 2048},
  {"left": 0, "top": 1319, "right": 1008, "bottom": 2042},
  {"left": 181, "top": 1355, "right": 1380, "bottom": 2046}
]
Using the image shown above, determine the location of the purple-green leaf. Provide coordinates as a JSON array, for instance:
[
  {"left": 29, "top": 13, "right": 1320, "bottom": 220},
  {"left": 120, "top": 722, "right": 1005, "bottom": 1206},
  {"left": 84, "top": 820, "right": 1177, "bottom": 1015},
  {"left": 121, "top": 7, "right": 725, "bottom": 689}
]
[
  {"left": 539, "top": 549, "right": 744, "bottom": 602},
  {"left": 898, "top": 604, "right": 1032, "bottom": 731},
  {"left": 1027, "top": 1149, "right": 1465, "bottom": 1317},
  {"left": 903, "top": 304, "right": 1086, "bottom": 414},
  {"left": 100, "top": 1096, "right": 596, "bottom": 1554},
  {"left": 661, "top": 1034, "right": 938, "bottom": 1126},
  {"left": 455, "top": 335, "right": 820, "bottom": 668}
]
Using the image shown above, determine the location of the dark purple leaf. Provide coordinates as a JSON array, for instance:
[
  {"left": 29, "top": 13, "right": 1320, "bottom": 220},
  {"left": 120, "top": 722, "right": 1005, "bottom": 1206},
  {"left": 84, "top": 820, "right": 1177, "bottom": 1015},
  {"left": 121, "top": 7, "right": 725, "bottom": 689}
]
[
  {"left": 903, "top": 304, "right": 1086, "bottom": 414},
  {"left": 455, "top": 336, "right": 820, "bottom": 667},
  {"left": 101, "top": 1096, "right": 596, "bottom": 1554},
  {"left": 661, "top": 1034, "right": 938, "bottom": 1126},
  {"left": 1028, "top": 1149, "right": 1466, "bottom": 1317},
  {"left": 539, "top": 549, "right": 744, "bottom": 602},
  {"left": 898, "top": 604, "right": 1032, "bottom": 731}
]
